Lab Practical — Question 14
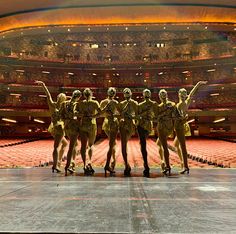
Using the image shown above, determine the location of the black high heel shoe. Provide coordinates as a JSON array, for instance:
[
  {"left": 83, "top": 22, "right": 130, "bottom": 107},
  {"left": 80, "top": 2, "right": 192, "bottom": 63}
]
[
  {"left": 65, "top": 167, "right": 74, "bottom": 176},
  {"left": 83, "top": 164, "right": 95, "bottom": 176},
  {"left": 179, "top": 168, "right": 190, "bottom": 174},
  {"left": 124, "top": 165, "right": 131, "bottom": 177},
  {"left": 52, "top": 166, "right": 61, "bottom": 173},
  {"left": 104, "top": 165, "right": 115, "bottom": 177},
  {"left": 162, "top": 167, "right": 171, "bottom": 176},
  {"left": 70, "top": 162, "right": 76, "bottom": 171},
  {"left": 83, "top": 167, "right": 90, "bottom": 176},
  {"left": 143, "top": 167, "right": 150, "bottom": 178},
  {"left": 87, "top": 163, "right": 95, "bottom": 175}
]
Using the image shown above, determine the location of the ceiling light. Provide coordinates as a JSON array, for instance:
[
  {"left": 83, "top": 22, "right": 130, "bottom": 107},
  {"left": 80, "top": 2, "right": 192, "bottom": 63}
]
[
  {"left": 210, "top": 93, "right": 220, "bottom": 96},
  {"left": 68, "top": 72, "right": 74, "bottom": 75},
  {"left": 34, "top": 119, "right": 45, "bottom": 124},
  {"left": 10, "top": 93, "right": 21, "bottom": 96},
  {"left": 2, "top": 118, "right": 17, "bottom": 123},
  {"left": 207, "top": 69, "right": 216, "bottom": 72},
  {"left": 213, "top": 118, "right": 225, "bottom": 123}
]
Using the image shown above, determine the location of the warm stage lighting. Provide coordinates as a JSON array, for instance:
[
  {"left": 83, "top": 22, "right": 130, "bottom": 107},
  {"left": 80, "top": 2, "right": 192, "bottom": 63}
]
[
  {"left": 207, "top": 69, "right": 216, "bottom": 72},
  {"left": 213, "top": 118, "right": 225, "bottom": 123},
  {"left": 10, "top": 93, "right": 21, "bottom": 96},
  {"left": 210, "top": 93, "right": 220, "bottom": 96},
  {"left": 2, "top": 118, "right": 17, "bottom": 123},
  {"left": 34, "top": 119, "right": 45, "bottom": 124}
]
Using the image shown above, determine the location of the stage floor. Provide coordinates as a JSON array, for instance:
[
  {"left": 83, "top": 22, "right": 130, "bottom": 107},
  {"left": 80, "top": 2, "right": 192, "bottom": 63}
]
[{"left": 0, "top": 168, "right": 235, "bottom": 233}]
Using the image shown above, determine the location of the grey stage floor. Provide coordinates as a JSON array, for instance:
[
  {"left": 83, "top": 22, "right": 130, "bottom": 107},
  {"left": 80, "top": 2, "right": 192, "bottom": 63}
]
[{"left": 0, "top": 168, "right": 235, "bottom": 234}]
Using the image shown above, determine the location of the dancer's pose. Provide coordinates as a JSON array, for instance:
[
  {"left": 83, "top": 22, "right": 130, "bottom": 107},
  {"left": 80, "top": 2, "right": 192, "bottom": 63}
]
[
  {"left": 156, "top": 89, "right": 177, "bottom": 176},
  {"left": 60, "top": 90, "right": 81, "bottom": 176},
  {"left": 119, "top": 88, "right": 138, "bottom": 176},
  {"left": 35, "top": 81, "right": 67, "bottom": 173},
  {"left": 76, "top": 88, "right": 100, "bottom": 175},
  {"left": 174, "top": 81, "right": 207, "bottom": 174},
  {"left": 137, "top": 89, "right": 156, "bottom": 177},
  {"left": 100, "top": 87, "right": 119, "bottom": 176}
]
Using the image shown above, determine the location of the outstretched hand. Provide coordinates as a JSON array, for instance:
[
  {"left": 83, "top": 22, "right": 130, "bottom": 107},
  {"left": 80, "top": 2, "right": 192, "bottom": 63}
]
[
  {"left": 198, "top": 81, "right": 208, "bottom": 85},
  {"left": 35, "top": 80, "right": 45, "bottom": 85}
]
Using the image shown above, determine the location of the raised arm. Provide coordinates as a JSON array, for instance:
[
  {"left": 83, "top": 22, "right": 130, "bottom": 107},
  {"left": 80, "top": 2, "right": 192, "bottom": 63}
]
[
  {"left": 35, "top": 80, "right": 54, "bottom": 106},
  {"left": 187, "top": 80, "right": 207, "bottom": 105}
]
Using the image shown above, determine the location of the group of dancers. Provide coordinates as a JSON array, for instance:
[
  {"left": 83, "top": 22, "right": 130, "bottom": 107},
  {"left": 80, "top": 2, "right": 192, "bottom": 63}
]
[{"left": 35, "top": 80, "right": 207, "bottom": 177}]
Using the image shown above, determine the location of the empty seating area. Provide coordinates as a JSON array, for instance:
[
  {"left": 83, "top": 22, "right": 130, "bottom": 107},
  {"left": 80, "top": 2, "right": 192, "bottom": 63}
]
[
  {"left": 169, "top": 138, "right": 236, "bottom": 168},
  {"left": 1, "top": 137, "right": 234, "bottom": 169},
  {"left": 0, "top": 30, "right": 234, "bottom": 64}
]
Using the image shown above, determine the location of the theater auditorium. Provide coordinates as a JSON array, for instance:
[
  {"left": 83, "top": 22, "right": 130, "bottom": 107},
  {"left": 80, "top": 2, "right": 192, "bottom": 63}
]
[{"left": 0, "top": 0, "right": 235, "bottom": 233}]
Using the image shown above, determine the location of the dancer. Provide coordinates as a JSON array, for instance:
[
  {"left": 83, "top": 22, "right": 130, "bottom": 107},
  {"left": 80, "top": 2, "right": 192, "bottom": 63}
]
[
  {"left": 174, "top": 81, "right": 207, "bottom": 174},
  {"left": 155, "top": 89, "right": 177, "bottom": 176},
  {"left": 35, "top": 81, "right": 67, "bottom": 173},
  {"left": 137, "top": 89, "right": 156, "bottom": 177},
  {"left": 75, "top": 88, "right": 100, "bottom": 175},
  {"left": 119, "top": 88, "right": 138, "bottom": 176},
  {"left": 100, "top": 87, "right": 119, "bottom": 176},
  {"left": 60, "top": 90, "right": 81, "bottom": 176}
]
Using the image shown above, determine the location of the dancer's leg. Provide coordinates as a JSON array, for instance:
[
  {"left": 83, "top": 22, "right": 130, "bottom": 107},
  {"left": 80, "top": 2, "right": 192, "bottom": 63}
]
[
  {"left": 80, "top": 131, "right": 88, "bottom": 168},
  {"left": 53, "top": 134, "right": 63, "bottom": 170},
  {"left": 58, "top": 137, "right": 68, "bottom": 167},
  {"left": 65, "top": 134, "right": 78, "bottom": 170},
  {"left": 156, "top": 138, "right": 165, "bottom": 171},
  {"left": 175, "top": 125, "right": 188, "bottom": 169},
  {"left": 158, "top": 130, "right": 170, "bottom": 169},
  {"left": 174, "top": 136, "right": 183, "bottom": 169},
  {"left": 137, "top": 126, "right": 149, "bottom": 169}
]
